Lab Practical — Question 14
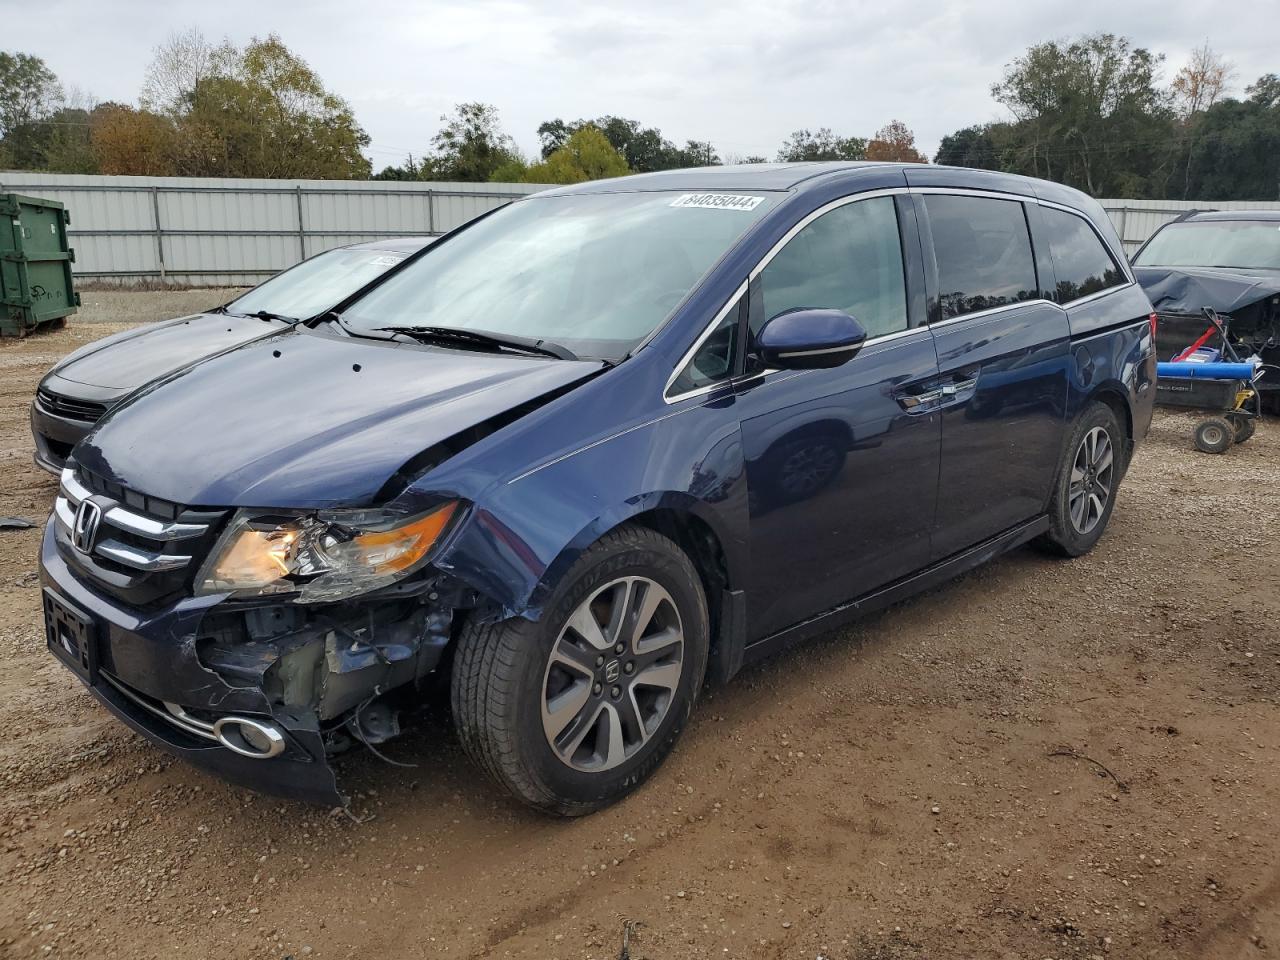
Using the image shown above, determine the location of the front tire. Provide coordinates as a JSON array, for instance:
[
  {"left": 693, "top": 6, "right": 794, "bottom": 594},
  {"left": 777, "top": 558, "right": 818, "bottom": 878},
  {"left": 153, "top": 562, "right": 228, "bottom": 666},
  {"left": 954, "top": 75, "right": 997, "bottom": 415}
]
[
  {"left": 1036, "top": 402, "right": 1124, "bottom": 557},
  {"left": 450, "top": 524, "right": 709, "bottom": 815}
]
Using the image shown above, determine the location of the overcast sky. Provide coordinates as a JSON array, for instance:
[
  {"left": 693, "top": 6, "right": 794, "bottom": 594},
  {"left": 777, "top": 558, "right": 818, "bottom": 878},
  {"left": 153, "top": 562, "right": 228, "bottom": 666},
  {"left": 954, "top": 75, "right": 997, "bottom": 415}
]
[{"left": 29, "top": 0, "right": 1280, "bottom": 169}]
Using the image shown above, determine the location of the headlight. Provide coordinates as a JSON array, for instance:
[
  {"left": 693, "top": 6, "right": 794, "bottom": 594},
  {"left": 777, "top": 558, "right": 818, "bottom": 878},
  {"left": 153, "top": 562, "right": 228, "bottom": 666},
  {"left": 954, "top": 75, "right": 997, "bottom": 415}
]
[{"left": 196, "top": 501, "right": 459, "bottom": 602}]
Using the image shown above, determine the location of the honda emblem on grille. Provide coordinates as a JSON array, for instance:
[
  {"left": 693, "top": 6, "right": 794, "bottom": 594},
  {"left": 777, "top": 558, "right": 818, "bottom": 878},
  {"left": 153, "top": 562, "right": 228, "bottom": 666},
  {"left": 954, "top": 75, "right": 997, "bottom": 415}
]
[{"left": 71, "top": 499, "right": 103, "bottom": 555}]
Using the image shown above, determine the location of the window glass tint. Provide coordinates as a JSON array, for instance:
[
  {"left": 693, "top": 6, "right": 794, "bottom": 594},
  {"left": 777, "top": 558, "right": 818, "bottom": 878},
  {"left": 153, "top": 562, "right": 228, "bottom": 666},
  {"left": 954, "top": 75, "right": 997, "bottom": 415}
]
[
  {"left": 1042, "top": 207, "right": 1124, "bottom": 302},
  {"left": 925, "top": 195, "right": 1037, "bottom": 320},
  {"left": 669, "top": 301, "right": 740, "bottom": 396},
  {"left": 1131, "top": 220, "right": 1280, "bottom": 271},
  {"left": 758, "top": 196, "right": 907, "bottom": 340}
]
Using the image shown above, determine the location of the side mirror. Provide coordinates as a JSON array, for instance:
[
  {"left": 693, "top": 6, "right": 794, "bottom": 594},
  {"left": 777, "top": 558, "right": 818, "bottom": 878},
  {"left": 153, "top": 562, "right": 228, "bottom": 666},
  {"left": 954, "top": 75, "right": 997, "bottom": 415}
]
[{"left": 755, "top": 308, "right": 867, "bottom": 370}]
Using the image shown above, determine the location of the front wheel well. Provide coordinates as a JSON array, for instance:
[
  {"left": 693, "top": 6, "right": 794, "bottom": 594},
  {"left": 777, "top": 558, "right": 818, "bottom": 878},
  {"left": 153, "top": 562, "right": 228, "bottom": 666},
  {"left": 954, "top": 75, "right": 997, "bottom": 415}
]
[
  {"left": 628, "top": 508, "right": 732, "bottom": 684},
  {"left": 629, "top": 508, "right": 730, "bottom": 600}
]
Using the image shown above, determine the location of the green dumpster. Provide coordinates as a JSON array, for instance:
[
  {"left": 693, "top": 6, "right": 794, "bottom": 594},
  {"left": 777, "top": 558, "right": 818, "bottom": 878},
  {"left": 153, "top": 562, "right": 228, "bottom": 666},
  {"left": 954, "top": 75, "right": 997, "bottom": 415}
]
[{"left": 1, "top": 193, "right": 79, "bottom": 337}]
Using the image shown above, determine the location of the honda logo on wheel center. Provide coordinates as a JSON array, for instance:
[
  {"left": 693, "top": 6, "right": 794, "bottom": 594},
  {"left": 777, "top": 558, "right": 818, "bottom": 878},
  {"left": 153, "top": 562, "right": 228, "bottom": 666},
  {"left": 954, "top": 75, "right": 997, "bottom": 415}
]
[{"left": 603, "top": 659, "right": 621, "bottom": 683}]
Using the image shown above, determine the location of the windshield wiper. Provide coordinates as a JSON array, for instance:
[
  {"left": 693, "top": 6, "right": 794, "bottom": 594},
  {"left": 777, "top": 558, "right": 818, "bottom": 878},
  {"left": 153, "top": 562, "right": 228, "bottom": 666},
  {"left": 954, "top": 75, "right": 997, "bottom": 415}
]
[
  {"left": 374, "top": 325, "right": 578, "bottom": 361},
  {"left": 240, "top": 309, "right": 299, "bottom": 323}
]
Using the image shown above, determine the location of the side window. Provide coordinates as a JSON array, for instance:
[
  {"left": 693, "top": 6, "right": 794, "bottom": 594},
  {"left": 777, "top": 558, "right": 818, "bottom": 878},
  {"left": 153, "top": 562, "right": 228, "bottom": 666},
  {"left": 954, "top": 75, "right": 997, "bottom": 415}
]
[
  {"left": 1041, "top": 207, "right": 1126, "bottom": 303},
  {"left": 668, "top": 299, "right": 741, "bottom": 397},
  {"left": 924, "top": 195, "right": 1037, "bottom": 320},
  {"left": 756, "top": 196, "right": 907, "bottom": 340}
]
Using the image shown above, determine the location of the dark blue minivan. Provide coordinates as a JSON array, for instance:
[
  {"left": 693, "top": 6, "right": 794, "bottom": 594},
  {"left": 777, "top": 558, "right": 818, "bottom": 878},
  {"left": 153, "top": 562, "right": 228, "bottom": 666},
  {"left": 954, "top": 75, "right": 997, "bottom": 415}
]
[{"left": 40, "top": 163, "right": 1156, "bottom": 814}]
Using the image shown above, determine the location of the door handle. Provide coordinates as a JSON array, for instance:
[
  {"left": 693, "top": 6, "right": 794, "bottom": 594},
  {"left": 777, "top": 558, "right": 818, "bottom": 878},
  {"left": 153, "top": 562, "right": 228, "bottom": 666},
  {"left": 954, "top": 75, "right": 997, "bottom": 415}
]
[
  {"left": 897, "top": 388, "right": 942, "bottom": 411},
  {"left": 940, "top": 377, "right": 979, "bottom": 398}
]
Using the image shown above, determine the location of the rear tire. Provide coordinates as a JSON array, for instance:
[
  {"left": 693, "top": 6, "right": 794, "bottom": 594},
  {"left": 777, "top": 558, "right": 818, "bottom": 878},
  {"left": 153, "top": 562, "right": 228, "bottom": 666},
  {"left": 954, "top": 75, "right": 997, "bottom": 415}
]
[
  {"left": 450, "top": 524, "right": 709, "bottom": 815},
  {"left": 1194, "top": 417, "right": 1234, "bottom": 454},
  {"left": 1225, "top": 412, "right": 1255, "bottom": 444},
  {"left": 1035, "top": 402, "right": 1124, "bottom": 558}
]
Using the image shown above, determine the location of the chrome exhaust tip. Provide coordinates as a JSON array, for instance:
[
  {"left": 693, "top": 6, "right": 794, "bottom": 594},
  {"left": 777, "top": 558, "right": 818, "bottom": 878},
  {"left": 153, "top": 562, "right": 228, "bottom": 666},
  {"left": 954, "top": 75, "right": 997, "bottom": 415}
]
[{"left": 212, "top": 716, "right": 287, "bottom": 759}]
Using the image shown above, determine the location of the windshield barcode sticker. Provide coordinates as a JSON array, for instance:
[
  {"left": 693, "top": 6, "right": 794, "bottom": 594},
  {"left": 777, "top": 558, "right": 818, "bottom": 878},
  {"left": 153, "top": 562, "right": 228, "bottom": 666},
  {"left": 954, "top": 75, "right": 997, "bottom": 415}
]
[{"left": 670, "top": 193, "right": 764, "bottom": 211}]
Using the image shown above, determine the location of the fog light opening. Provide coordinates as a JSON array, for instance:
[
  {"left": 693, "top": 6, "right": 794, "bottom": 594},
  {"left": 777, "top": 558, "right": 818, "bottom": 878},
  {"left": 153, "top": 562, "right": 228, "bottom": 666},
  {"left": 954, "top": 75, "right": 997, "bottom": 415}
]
[{"left": 212, "top": 716, "right": 286, "bottom": 759}]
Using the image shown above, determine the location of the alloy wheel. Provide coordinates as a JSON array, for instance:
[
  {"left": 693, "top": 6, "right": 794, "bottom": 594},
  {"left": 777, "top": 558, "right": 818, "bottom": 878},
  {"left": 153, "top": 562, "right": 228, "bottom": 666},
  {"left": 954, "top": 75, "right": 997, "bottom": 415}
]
[
  {"left": 1068, "top": 426, "right": 1114, "bottom": 535},
  {"left": 541, "top": 576, "right": 685, "bottom": 772}
]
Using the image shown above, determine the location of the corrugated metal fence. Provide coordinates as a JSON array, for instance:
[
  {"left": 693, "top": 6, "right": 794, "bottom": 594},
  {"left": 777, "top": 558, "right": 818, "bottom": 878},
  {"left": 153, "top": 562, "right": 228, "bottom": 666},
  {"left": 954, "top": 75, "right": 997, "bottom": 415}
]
[
  {"left": 2, "top": 171, "right": 1279, "bottom": 284},
  {"left": 0, "top": 171, "right": 550, "bottom": 285},
  {"left": 1099, "top": 198, "right": 1280, "bottom": 255}
]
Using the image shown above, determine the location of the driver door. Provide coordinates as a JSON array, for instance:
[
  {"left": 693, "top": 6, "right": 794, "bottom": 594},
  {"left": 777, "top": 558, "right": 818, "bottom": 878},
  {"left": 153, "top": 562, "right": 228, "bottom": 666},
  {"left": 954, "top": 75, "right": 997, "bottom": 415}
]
[{"left": 733, "top": 194, "right": 941, "bottom": 640}]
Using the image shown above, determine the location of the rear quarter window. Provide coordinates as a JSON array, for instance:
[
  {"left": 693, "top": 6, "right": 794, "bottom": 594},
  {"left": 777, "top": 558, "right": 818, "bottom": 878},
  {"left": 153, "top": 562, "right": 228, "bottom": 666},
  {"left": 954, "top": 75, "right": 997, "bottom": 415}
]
[
  {"left": 924, "top": 195, "right": 1038, "bottom": 320},
  {"left": 1042, "top": 207, "right": 1126, "bottom": 303}
]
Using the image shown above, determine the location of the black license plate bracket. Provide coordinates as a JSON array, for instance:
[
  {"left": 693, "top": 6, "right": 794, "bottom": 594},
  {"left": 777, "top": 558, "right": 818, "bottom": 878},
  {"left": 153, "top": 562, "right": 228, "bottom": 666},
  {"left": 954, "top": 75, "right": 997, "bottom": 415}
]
[{"left": 44, "top": 588, "right": 98, "bottom": 683}]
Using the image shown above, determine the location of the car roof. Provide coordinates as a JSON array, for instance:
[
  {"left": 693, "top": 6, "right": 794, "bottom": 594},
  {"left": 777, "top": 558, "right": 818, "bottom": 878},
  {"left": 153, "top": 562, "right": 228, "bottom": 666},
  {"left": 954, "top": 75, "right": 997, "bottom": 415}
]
[
  {"left": 343, "top": 236, "right": 435, "bottom": 253},
  {"left": 1179, "top": 210, "right": 1280, "bottom": 223},
  {"left": 535, "top": 162, "right": 897, "bottom": 195},
  {"left": 531, "top": 162, "right": 1101, "bottom": 215}
]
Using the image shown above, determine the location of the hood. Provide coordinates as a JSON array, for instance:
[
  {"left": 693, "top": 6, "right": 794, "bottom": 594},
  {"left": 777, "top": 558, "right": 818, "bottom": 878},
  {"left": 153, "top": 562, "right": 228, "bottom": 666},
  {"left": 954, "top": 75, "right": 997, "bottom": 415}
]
[
  {"left": 74, "top": 327, "right": 603, "bottom": 509},
  {"left": 53, "top": 313, "right": 284, "bottom": 392},
  {"left": 1134, "top": 265, "right": 1280, "bottom": 319}
]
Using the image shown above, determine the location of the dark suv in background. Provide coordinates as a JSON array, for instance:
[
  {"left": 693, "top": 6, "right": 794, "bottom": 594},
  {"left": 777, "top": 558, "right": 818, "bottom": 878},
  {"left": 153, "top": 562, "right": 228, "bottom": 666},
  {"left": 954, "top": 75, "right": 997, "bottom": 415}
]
[
  {"left": 40, "top": 163, "right": 1156, "bottom": 814},
  {"left": 1132, "top": 210, "right": 1280, "bottom": 409},
  {"left": 31, "top": 237, "right": 430, "bottom": 472}
]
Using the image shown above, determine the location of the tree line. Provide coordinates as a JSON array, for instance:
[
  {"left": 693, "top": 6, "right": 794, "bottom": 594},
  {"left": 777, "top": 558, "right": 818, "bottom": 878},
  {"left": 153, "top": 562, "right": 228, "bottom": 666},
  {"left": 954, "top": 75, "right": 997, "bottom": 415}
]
[
  {"left": 1, "top": 31, "right": 1276, "bottom": 198},
  {"left": 936, "top": 36, "right": 1279, "bottom": 200}
]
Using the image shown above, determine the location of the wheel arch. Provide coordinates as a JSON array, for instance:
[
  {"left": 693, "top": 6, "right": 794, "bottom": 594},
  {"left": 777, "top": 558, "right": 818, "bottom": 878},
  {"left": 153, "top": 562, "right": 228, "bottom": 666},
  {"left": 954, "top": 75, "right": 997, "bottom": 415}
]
[
  {"left": 1083, "top": 383, "right": 1135, "bottom": 472},
  {"left": 529, "top": 496, "right": 744, "bottom": 688},
  {"left": 1089, "top": 385, "right": 1134, "bottom": 442}
]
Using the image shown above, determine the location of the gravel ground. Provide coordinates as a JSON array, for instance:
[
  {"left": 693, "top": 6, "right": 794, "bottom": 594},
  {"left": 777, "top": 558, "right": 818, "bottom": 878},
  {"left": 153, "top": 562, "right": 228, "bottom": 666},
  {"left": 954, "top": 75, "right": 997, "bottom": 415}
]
[{"left": 0, "top": 302, "right": 1277, "bottom": 960}]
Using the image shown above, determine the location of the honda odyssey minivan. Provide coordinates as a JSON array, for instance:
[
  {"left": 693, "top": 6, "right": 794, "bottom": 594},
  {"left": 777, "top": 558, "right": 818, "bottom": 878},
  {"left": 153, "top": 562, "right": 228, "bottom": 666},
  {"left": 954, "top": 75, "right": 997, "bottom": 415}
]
[{"left": 40, "top": 163, "right": 1156, "bottom": 814}]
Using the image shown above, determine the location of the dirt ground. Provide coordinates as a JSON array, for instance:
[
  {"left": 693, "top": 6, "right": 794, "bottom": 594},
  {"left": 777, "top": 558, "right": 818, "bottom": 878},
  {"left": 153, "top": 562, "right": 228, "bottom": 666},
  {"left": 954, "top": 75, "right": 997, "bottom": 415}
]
[{"left": 0, "top": 304, "right": 1277, "bottom": 960}]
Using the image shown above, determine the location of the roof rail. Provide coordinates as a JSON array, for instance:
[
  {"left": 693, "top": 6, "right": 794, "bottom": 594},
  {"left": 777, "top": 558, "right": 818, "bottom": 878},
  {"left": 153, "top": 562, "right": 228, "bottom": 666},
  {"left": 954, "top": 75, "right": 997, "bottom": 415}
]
[{"left": 1170, "top": 208, "right": 1217, "bottom": 223}]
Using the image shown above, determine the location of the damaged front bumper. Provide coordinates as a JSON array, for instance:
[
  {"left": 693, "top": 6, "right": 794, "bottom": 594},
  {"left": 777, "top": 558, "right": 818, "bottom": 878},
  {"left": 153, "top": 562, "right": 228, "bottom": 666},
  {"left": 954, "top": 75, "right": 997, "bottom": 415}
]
[{"left": 38, "top": 522, "right": 457, "bottom": 804}]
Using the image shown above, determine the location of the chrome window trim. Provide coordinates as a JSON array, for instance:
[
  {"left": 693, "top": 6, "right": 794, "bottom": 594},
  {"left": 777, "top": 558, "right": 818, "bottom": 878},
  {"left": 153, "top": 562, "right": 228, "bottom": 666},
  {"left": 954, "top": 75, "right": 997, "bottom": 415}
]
[
  {"left": 1033, "top": 197, "right": 1135, "bottom": 284},
  {"left": 1057, "top": 280, "right": 1137, "bottom": 310},
  {"left": 908, "top": 185, "right": 1034, "bottom": 202},
  {"left": 662, "top": 280, "right": 747, "bottom": 404},
  {"left": 1032, "top": 202, "right": 1136, "bottom": 296},
  {"left": 928, "top": 298, "right": 1056, "bottom": 330},
  {"left": 747, "top": 188, "right": 907, "bottom": 281},
  {"left": 912, "top": 187, "right": 1046, "bottom": 327},
  {"left": 664, "top": 188, "right": 908, "bottom": 405},
  {"left": 663, "top": 183, "right": 1135, "bottom": 403},
  {"left": 911, "top": 186, "right": 1136, "bottom": 294},
  {"left": 924, "top": 282, "right": 1137, "bottom": 327}
]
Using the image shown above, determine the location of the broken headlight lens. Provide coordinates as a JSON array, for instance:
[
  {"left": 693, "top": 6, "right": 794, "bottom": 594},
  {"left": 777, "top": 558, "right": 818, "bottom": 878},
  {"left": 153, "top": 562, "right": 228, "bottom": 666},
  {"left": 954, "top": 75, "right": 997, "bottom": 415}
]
[{"left": 196, "top": 501, "right": 459, "bottom": 601}]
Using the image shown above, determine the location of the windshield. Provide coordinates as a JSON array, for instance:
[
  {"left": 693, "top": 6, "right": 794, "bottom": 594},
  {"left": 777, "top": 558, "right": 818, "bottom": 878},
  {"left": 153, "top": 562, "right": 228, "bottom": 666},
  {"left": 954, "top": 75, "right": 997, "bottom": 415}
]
[
  {"left": 340, "top": 191, "right": 776, "bottom": 360},
  {"left": 1133, "top": 220, "right": 1280, "bottom": 271},
  {"left": 226, "top": 245, "right": 421, "bottom": 320}
]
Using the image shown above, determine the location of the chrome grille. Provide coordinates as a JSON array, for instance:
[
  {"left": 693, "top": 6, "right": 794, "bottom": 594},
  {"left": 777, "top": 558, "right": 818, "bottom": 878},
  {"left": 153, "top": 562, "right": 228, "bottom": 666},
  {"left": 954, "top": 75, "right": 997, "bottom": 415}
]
[
  {"left": 37, "top": 389, "right": 107, "bottom": 423},
  {"left": 53, "top": 467, "right": 227, "bottom": 605}
]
